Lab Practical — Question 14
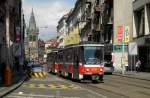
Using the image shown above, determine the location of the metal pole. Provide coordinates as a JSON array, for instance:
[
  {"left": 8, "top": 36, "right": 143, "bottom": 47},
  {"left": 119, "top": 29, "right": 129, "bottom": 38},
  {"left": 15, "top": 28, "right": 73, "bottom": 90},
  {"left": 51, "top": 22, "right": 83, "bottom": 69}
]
[
  {"left": 122, "top": 25, "right": 125, "bottom": 75},
  {"left": 131, "top": 55, "right": 132, "bottom": 72},
  {"left": 6, "top": 5, "right": 10, "bottom": 65}
]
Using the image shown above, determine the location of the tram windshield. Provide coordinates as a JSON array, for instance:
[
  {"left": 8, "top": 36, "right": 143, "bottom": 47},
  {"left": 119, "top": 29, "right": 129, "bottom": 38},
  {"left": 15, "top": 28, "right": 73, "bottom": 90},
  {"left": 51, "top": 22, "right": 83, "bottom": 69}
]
[{"left": 84, "top": 46, "right": 103, "bottom": 64}]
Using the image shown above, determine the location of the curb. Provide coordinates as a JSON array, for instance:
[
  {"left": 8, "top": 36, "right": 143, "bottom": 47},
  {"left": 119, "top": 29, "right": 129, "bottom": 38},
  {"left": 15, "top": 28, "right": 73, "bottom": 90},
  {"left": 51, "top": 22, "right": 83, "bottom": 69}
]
[
  {"left": 0, "top": 75, "right": 27, "bottom": 98},
  {"left": 113, "top": 73, "right": 150, "bottom": 81}
]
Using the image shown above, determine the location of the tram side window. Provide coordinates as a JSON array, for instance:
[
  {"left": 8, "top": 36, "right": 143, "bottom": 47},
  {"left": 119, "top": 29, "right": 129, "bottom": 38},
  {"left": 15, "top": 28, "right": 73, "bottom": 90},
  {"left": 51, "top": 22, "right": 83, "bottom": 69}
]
[
  {"left": 58, "top": 51, "right": 63, "bottom": 64},
  {"left": 66, "top": 48, "right": 73, "bottom": 63}
]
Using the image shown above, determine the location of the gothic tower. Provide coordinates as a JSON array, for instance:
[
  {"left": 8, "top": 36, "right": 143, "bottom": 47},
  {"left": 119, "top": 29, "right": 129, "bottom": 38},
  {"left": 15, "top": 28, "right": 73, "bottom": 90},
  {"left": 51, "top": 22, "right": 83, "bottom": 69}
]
[{"left": 26, "top": 9, "right": 39, "bottom": 61}]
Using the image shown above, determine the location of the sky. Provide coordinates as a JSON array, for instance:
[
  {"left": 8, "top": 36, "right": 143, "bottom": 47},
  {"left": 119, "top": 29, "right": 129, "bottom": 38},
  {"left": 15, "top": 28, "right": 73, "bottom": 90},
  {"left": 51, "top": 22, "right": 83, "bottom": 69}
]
[{"left": 23, "top": 0, "right": 76, "bottom": 41}]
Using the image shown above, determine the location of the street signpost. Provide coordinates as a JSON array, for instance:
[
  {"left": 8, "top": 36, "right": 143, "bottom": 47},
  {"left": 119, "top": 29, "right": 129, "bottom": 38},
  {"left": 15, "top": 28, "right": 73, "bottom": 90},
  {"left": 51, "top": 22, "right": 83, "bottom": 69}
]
[
  {"left": 129, "top": 42, "right": 137, "bottom": 55},
  {"left": 129, "top": 42, "right": 137, "bottom": 72}
]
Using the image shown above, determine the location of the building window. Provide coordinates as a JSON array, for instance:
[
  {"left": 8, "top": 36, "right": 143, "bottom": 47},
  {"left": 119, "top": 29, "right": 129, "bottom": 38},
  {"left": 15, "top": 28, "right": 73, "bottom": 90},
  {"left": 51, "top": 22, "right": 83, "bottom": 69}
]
[
  {"left": 136, "top": 9, "right": 145, "bottom": 37},
  {"left": 29, "top": 35, "right": 32, "bottom": 41},
  {"left": 32, "top": 35, "right": 36, "bottom": 41},
  {"left": 29, "top": 35, "right": 36, "bottom": 41}
]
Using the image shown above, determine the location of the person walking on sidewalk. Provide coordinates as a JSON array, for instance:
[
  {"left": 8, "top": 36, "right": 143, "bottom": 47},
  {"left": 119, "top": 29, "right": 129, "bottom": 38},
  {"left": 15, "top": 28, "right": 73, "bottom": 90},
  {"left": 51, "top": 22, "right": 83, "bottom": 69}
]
[
  {"left": 136, "top": 59, "right": 141, "bottom": 72},
  {"left": 125, "top": 62, "right": 129, "bottom": 71}
]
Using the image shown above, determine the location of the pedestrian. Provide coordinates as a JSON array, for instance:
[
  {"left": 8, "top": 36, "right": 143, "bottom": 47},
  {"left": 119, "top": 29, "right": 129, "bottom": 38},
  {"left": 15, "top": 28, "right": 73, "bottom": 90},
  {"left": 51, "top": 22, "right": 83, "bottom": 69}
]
[
  {"left": 125, "top": 62, "right": 129, "bottom": 71},
  {"left": 136, "top": 59, "right": 141, "bottom": 72}
]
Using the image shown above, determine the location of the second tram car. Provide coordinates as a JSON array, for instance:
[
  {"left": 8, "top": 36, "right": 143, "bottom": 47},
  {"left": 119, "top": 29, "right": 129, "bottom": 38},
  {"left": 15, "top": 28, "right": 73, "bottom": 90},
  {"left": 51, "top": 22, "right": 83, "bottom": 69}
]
[{"left": 47, "top": 50, "right": 58, "bottom": 74}]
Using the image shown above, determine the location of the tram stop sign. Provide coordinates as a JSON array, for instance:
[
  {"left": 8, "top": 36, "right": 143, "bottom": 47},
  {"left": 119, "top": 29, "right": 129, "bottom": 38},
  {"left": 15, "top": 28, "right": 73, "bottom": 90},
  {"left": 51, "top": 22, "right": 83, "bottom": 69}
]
[{"left": 129, "top": 42, "right": 137, "bottom": 55}]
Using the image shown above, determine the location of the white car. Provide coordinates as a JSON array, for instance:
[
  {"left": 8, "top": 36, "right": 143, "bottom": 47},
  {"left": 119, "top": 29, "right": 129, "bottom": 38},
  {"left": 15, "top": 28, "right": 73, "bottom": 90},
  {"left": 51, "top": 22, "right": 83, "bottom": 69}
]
[
  {"left": 31, "top": 64, "right": 44, "bottom": 73},
  {"left": 104, "top": 61, "right": 114, "bottom": 74}
]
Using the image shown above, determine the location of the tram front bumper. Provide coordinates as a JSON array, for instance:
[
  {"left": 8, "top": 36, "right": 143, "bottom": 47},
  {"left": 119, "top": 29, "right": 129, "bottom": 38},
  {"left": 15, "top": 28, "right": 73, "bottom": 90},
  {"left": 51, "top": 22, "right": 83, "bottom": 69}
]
[{"left": 82, "top": 73, "right": 103, "bottom": 81}]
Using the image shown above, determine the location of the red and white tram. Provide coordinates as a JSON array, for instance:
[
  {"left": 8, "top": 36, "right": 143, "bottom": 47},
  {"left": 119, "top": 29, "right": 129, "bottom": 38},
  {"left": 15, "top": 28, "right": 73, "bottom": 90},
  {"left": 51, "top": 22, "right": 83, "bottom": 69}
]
[{"left": 47, "top": 43, "right": 104, "bottom": 82}]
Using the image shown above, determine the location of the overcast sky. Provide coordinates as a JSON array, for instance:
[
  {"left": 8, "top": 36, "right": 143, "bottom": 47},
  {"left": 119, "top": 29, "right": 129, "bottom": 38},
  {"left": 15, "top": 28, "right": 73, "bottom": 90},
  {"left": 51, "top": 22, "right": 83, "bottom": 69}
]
[{"left": 23, "top": 0, "right": 76, "bottom": 41}]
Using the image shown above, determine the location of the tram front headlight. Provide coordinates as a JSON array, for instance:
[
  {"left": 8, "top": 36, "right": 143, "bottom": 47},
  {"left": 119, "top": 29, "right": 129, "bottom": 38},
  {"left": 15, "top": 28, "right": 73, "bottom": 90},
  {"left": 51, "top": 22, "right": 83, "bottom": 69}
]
[
  {"left": 100, "top": 68, "right": 103, "bottom": 72},
  {"left": 86, "top": 68, "right": 90, "bottom": 72}
]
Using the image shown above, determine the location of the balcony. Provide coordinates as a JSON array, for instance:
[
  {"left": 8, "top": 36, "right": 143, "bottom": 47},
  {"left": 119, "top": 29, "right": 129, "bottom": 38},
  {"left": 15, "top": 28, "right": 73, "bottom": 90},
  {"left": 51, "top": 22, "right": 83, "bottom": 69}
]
[
  {"left": 95, "top": 5, "right": 101, "bottom": 12},
  {"left": 93, "top": 24, "right": 101, "bottom": 31},
  {"left": 86, "top": 11, "right": 92, "bottom": 20},
  {"left": 86, "top": 0, "right": 92, "bottom": 4}
]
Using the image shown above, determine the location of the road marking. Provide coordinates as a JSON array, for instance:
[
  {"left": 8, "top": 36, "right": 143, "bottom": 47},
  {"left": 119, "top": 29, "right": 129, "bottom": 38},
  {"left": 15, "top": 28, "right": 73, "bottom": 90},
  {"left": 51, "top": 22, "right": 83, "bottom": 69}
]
[
  {"left": 23, "top": 83, "right": 81, "bottom": 89},
  {"left": 7, "top": 93, "right": 81, "bottom": 98},
  {"left": 30, "top": 72, "right": 48, "bottom": 78},
  {"left": 7, "top": 94, "right": 56, "bottom": 98},
  {"left": 85, "top": 89, "right": 108, "bottom": 98},
  {"left": 34, "top": 73, "right": 38, "bottom": 77}
]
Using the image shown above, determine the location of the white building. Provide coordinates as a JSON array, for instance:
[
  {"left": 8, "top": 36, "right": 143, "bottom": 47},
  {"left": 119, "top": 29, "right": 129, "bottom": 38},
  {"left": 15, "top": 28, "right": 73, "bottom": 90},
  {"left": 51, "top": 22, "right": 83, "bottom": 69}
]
[{"left": 57, "top": 13, "right": 69, "bottom": 48}]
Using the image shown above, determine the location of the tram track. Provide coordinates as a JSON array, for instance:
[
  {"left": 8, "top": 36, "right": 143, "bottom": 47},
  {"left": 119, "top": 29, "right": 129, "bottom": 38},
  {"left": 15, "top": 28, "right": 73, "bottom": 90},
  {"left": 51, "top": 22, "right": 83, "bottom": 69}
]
[
  {"left": 57, "top": 75, "right": 129, "bottom": 98},
  {"left": 105, "top": 78, "right": 150, "bottom": 90},
  {"left": 113, "top": 73, "right": 150, "bottom": 82},
  {"left": 50, "top": 74, "right": 150, "bottom": 98},
  {"left": 81, "top": 83, "right": 129, "bottom": 98},
  {"left": 104, "top": 75, "right": 150, "bottom": 90}
]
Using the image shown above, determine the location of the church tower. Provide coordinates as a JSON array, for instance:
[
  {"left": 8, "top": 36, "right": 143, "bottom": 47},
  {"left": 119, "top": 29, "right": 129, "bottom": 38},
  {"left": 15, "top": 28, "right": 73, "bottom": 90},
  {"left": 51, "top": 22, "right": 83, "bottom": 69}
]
[{"left": 27, "top": 9, "right": 39, "bottom": 61}]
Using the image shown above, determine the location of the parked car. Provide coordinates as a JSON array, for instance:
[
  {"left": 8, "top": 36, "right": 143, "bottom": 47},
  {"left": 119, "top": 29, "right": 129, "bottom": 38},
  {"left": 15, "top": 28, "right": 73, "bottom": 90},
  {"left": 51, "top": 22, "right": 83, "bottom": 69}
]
[
  {"left": 31, "top": 64, "right": 44, "bottom": 73},
  {"left": 104, "top": 61, "right": 114, "bottom": 74}
]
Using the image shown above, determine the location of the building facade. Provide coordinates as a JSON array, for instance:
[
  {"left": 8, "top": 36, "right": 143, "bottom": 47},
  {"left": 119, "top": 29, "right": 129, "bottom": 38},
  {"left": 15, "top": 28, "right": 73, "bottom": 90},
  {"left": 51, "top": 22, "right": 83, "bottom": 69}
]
[
  {"left": 113, "top": 0, "right": 133, "bottom": 72},
  {"left": 38, "top": 39, "right": 45, "bottom": 62},
  {"left": 57, "top": 13, "right": 69, "bottom": 48},
  {"left": 26, "top": 9, "right": 39, "bottom": 61},
  {"left": 60, "top": 0, "right": 113, "bottom": 67},
  {"left": 132, "top": 0, "right": 150, "bottom": 71},
  {"left": 57, "top": 0, "right": 150, "bottom": 72},
  {"left": 0, "top": 0, "right": 25, "bottom": 81}
]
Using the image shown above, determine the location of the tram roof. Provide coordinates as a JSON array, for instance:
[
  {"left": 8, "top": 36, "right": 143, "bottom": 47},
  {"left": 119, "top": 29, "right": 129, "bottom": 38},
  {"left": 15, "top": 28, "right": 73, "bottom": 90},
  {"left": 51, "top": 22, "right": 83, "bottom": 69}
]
[{"left": 65, "top": 43, "right": 104, "bottom": 48}]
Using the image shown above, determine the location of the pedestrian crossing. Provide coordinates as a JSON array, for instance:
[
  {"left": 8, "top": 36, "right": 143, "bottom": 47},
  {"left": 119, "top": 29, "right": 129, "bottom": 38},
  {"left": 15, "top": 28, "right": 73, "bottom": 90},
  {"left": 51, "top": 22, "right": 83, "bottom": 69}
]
[{"left": 23, "top": 83, "right": 81, "bottom": 89}]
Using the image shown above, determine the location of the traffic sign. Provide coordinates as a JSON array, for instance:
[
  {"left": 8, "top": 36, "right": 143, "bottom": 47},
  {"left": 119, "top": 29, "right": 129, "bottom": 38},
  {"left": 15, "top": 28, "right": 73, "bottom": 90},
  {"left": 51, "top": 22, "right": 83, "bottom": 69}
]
[{"left": 129, "top": 42, "right": 137, "bottom": 55}]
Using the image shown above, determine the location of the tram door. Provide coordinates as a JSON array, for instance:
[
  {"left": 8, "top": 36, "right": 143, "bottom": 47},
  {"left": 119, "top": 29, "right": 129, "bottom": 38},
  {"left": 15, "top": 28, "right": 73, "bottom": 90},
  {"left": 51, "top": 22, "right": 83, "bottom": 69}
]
[{"left": 73, "top": 47, "right": 80, "bottom": 79}]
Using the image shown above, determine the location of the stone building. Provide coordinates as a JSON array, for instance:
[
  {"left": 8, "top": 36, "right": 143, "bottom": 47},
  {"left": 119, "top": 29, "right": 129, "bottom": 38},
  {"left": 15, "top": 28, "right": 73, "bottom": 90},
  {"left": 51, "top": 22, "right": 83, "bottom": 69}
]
[
  {"left": 132, "top": 0, "right": 150, "bottom": 71},
  {"left": 26, "top": 9, "right": 39, "bottom": 61},
  {"left": 0, "top": 0, "right": 24, "bottom": 81},
  {"left": 57, "top": 13, "right": 69, "bottom": 48},
  {"left": 113, "top": 0, "right": 133, "bottom": 72},
  {"left": 38, "top": 39, "right": 45, "bottom": 61},
  {"left": 62, "top": 0, "right": 113, "bottom": 65}
]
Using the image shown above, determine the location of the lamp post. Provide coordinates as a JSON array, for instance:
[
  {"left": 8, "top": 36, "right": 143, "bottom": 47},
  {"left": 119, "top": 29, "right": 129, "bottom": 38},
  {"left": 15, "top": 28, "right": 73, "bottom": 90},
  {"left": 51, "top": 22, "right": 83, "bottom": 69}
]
[{"left": 121, "top": 25, "right": 125, "bottom": 75}]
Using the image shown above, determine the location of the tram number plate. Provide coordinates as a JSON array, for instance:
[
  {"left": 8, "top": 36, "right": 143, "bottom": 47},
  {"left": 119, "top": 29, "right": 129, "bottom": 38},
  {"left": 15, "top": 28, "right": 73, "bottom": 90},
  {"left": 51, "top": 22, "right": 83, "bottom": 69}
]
[{"left": 92, "top": 75, "right": 99, "bottom": 80}]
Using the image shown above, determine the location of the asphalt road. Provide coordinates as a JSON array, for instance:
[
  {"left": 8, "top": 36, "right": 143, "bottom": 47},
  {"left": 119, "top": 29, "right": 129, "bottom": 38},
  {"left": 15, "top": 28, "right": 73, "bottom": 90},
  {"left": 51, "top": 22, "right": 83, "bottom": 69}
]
[{"left": 4, "top": 72, "right": 150, "bottom": 98}]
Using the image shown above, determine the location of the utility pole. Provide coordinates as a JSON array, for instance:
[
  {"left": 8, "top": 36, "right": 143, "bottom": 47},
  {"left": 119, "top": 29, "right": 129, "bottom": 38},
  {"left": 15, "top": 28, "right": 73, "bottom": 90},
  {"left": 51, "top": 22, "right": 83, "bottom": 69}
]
[
  {"left": 122, "top": 25, "right": 125, "bottom": 75},
  {"left": 6, "top": 3, "right": 10, "bottom": 65}
]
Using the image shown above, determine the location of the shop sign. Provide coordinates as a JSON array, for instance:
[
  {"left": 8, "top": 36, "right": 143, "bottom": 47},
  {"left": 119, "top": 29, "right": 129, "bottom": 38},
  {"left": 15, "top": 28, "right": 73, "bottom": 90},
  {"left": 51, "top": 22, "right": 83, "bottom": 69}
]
[
  {"left": 117, "top": 26, "right": 123, "bottom": 43},
  {"left": 125, "top": 26, "right": 130, "bottom": 43},
  {"left": 16, "top": 27, "right": 21, "bottom": 42}
]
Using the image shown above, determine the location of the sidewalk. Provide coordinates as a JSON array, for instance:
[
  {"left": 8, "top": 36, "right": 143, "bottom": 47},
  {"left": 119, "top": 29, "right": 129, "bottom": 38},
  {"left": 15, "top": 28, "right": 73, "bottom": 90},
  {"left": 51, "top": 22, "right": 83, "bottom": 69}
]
[
  {"left": 113, "top": 71, "right": 150, "bottom": 81},
  {"left": 0, "top": 72, "right": 27, "bottom": 98}
]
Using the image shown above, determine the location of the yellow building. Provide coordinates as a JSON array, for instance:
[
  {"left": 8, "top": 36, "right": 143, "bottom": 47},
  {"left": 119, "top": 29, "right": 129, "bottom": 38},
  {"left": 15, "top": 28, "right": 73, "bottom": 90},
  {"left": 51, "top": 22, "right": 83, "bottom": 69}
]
[{"left": 64, "top": 27, "right": 80, "bottom": 46}]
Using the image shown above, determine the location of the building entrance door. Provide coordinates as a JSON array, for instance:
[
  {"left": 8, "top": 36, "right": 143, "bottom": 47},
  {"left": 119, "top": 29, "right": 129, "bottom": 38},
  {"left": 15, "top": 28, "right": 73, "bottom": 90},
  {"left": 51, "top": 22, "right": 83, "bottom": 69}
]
[{"left": 139, "top": 46, "right": 150, "bottom": 72}]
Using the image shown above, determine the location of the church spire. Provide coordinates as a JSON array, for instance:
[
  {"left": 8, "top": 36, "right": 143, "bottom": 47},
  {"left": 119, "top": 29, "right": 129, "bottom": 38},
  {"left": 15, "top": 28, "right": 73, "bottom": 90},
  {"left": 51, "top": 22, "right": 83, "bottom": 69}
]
[{"left": 29, "top": 8, "right": 37, "bottom": 30}]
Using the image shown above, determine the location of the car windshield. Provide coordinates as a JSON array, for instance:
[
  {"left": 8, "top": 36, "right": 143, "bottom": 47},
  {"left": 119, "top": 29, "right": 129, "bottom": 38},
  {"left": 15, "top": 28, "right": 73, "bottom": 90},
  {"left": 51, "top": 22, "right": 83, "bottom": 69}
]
[{"left": 32, "top": 64, "right": 42, "bottom": 68}]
